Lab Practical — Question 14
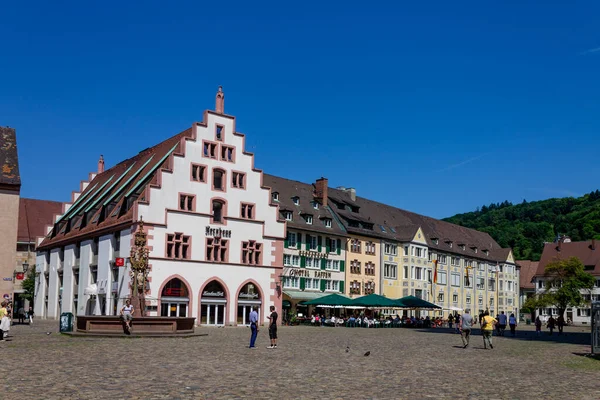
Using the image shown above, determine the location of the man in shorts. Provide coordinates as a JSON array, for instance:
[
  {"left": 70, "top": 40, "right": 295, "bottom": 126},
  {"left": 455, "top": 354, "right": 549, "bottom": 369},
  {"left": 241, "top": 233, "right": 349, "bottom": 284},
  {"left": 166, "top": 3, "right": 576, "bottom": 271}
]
[
  {"left": 459, "top": 308, "right": 474, "bottom": 348},
  {"left": 120, "top": 299, "right": 134, "bottom": 332},
  {"left": 266, "top": 305, "right": 278, "bottom": 349}
]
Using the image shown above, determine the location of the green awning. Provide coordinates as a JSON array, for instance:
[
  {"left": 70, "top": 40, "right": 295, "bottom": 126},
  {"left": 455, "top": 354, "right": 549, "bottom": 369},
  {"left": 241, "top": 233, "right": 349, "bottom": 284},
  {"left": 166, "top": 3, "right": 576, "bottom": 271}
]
[
  {"left": 396, "top": 295, "right": 441, "bottom": 309},
  {"left": 282, "top": 300, "right": 292, "bottom": 308},
  {"left": 303, "top": 293, "right": 355, "bottom": 307},
  {"left": 351, "top": 294, "right": 403, "bottom": 308},
  {"left": 283, "top": 290, "right": 328, "bottom": 301}
]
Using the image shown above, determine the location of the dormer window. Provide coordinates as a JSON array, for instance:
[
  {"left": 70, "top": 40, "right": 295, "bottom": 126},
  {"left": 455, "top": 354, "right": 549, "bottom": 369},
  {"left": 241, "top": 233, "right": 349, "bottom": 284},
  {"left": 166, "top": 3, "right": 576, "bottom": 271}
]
[
  {"left": 324, "top": 218, "right": 332, "bottom": 228},
  {"left": 313, "top": 201, "right": 319, "bottom": 210},
  {"left": 446, "top": 240, "right": 453, "bottom": 248},
  {"left": 305, "top": 215, "right": 313, "bottom": 225},
  {"left": 284, "top": 211, "right": 292, "bottom": 221},
  {"left": 350, "top": 206, "right": 359, "bottom": 213},
  {"left": 431, "top": 237, "right": 439, "bottom": 245},
  {"left": 471, "top": 246, "right": 478, "bottom": 253},
  {"left": 292, "top": 197, "right": 299, "bottom": 205},
  {"left": 272, "top": 192, "right": 279, "bottom": 201}
]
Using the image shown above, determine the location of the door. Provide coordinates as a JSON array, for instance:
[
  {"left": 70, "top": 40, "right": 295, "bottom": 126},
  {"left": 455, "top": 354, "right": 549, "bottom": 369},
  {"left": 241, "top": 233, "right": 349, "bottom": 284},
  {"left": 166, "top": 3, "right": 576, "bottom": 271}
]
[
  {"left": 160, "top": 302, "right": 188, "bottom": 317},
  {"left": 201, "top": 303, "right": 226, "bottom": 325}
]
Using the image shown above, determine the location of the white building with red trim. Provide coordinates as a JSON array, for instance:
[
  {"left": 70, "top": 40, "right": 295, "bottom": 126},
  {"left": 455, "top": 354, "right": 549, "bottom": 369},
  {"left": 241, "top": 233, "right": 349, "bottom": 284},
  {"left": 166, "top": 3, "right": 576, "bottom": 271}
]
[{"left": 35, "top": 88, "right": 285, "bottom": 326}]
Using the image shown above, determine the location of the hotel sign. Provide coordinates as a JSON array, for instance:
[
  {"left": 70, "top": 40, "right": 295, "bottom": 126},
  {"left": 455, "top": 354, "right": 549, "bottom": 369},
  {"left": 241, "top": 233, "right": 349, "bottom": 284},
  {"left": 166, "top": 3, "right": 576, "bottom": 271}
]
[
  {"left": 205, "top": 226, "right": 232, "bottom": 238},
  {"left": 288, "top": 269, "right": 332, "bottom": 279}
]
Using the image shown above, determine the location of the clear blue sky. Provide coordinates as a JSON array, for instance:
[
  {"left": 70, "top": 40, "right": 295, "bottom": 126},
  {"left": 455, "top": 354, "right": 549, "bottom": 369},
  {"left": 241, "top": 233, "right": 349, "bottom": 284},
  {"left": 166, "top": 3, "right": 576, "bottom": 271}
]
[{"left": 2, "top": 1, "right": 599, "bottom": 219}]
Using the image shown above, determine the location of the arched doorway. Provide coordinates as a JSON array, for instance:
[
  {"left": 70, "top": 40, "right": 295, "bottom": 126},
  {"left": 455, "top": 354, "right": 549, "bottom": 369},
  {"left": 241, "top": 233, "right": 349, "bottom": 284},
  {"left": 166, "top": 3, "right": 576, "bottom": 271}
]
[
  {"left": 237, "top": 282, "right": 262, "bottom": 326},
  {"left": 200, "top": 280, "right": 227, "bottom": 325},
  {"left": 160, "top": 278, "right": 189, "bottom": 317}
]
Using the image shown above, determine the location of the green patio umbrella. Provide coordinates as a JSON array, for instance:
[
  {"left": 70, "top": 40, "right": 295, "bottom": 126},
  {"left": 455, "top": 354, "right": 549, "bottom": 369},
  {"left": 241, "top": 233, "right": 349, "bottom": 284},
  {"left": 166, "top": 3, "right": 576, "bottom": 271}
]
[
  {"left": 302, "top": 293, "right": 355, "bottom": 307},
  {"left": 396, "top": 295, "right": 441, "bottom": 309},
  {"left": 351, "top": 294, "right": 403, "bottom": 308}
]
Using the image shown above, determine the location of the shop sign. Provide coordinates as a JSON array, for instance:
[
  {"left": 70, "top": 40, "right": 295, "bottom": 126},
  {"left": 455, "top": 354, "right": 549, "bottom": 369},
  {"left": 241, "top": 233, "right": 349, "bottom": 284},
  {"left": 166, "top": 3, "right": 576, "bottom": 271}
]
[
  {"left": 115, "top": 257, "right": 125, "bottom": 267},
  {"left": 2, "top": 294, "right": 9, "bottom": 299},
  {"left": 203, "top": 290, "right": 225, "bottom": 298},
  {"left": 2, "top": 278, "right": 12, "bottom": 281},
  {"left": 289, "top": 269, "right": 310, "bottom": 278},
  {"left": 15, "top": 273, "right": 24, "bottom": 280},
  {"left": 239, "top": 292, "right": 259, "bottom": 299},
  {"left": 205, "top": 226, "right": 232, "bottom": 238},
  {"left": 298, "top": 250, "right": 329, "bottom": 259},
  {"left": 313, "top": 271, "right": 331, "bottom": 279}
]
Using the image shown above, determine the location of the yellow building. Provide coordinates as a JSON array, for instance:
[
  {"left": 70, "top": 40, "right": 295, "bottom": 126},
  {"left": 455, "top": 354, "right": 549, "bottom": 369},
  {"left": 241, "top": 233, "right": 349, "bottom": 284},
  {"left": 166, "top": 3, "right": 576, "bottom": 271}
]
[{"left": 345, "top": 234, "right": 380, "bottom": 298}]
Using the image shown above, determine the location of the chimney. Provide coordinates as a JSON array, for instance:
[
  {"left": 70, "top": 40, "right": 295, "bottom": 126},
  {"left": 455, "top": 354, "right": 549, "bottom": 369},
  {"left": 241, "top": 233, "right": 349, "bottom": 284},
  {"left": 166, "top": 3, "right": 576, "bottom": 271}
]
[
  {"left": 347, "top": 188, "right": 356, "bottom": 202},
  {"left": 98, "top": 155, "right": 105, "bottom": 174},
  {"left": 314, "top": 177, "right": 328, "bottom": 207},
  {"left": 215, "top": 86, "right": 225, "bottom": 114}
]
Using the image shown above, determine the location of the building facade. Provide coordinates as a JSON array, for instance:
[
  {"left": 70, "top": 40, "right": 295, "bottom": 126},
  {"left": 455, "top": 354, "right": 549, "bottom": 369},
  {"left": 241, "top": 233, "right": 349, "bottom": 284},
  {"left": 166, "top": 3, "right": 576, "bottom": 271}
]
[
  {"left": 35, "top": 88, "right": 286, "bottom": 325},
  {"left": 263, "top": 176, "right": 347, "bottom": 320},
  {"left": 0, "top": 127, "right": 21, "bottom": 303},
  {"left": 34, "top": 89, "right": 520, "bottom": 323},
  {"left": 532, "top": 238, "right": 600, "bottom": 325}
]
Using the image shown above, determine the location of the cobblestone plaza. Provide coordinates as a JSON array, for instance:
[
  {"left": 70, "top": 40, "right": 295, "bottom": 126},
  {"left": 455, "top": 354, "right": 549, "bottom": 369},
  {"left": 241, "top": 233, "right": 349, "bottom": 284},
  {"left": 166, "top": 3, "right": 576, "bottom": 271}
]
[{"left": 4, "top": 321, "right": 599, "bottom": 399}]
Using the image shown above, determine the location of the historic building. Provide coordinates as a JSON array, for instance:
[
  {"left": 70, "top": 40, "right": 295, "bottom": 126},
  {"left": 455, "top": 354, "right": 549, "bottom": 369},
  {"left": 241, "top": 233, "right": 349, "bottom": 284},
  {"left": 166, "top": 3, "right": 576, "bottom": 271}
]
[
  {"left": 532, "top": 237, "right": 600, "bottom": 325},
  {"left": 0, "top": 127, "right": 21, "bottom": 303},
  {"left": 516, "top": 259, "right": 538, "bottom": 314},
  {"left": 262, "top": 176, "right": 347, "bottom": 319},
  {"left": 34, "top": 88, "right": 520, "bottom": 323},
  {"left": 35, "top": 88, "right": 286, "bottom": 325},
  {"left": 15, "top": 198, "right": 63, "bottom": 309}
]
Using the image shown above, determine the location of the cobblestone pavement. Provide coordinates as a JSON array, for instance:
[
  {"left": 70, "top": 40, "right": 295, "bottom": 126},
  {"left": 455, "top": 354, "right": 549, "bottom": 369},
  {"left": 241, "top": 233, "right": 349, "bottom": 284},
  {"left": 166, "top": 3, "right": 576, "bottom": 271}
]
[{"left": 3, "top": 321, "right": 599, "bottom": 399}]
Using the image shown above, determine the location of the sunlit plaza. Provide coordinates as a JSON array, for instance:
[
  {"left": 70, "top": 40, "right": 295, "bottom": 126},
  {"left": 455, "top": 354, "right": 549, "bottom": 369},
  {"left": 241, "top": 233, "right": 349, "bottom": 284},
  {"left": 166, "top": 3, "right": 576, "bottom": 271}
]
[{"left": 5, "top": 320, "right": 599, "bottom": 399}]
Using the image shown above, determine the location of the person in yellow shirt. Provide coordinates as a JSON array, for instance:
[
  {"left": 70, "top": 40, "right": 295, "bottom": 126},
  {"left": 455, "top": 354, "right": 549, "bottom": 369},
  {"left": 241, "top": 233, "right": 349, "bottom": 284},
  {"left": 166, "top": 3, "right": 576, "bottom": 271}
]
[
  {"left": 0, "top": 302, "right": 8, "bottom": 341},
  {"left": 480, "top": 310, "right": 497, "bottom": 349}
]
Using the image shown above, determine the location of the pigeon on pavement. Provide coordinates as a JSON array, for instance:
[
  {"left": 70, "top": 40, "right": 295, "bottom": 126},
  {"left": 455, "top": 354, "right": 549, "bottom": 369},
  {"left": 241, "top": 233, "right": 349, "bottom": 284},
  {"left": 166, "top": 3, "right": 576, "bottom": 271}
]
[{"left": 364, "top": 351, "right": 370, "bottom": 357}]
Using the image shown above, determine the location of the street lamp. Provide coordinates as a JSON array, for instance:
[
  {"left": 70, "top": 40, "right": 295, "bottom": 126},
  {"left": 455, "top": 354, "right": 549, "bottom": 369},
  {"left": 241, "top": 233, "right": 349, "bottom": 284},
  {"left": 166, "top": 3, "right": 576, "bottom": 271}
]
[{"left": 22, "top": 262, "right": 29, "bottom": 274}]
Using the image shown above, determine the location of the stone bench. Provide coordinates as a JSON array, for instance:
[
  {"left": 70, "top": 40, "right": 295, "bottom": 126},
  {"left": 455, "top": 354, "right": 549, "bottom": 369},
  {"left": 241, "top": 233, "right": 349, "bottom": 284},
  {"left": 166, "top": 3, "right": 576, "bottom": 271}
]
[{"left": 75, "top": 316, "right": 196, "bottom": 335}]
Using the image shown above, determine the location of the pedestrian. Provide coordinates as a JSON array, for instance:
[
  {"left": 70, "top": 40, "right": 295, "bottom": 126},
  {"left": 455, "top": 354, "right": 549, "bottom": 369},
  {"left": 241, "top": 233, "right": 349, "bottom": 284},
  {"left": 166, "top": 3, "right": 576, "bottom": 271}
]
[
  {"left": 455, "top": 313, "right": 461, "bottom": 333},
  {"left": 547, "top": 316, "right": 556, "bottom": 335},
  {"left": 17, "top": 306, "right": 25, "bottom": 324},
  {"left": 557, "top": 315, "right": 565, "bottom": 335},
  {"left": 497, "top": 311, "right": 507, "bottom": 336},
  {"left": 0, "top": 301, "right": 10, "bottom": 340},
  {"left": 495, "top": 313, "right": 502, "bottom": 336},
  {"left": 28, "top": 307, "right": 34, "bottom": 325},
  {"left": 120, "top": 299, "right": 134, "bottom": 333},
  {"left": 266, "top": 305, "right": 278, "bottom": 349},
  {"left": 481, "top": 310, "right": 497, "bottom": 349},
  {"left": 508, "top": 313, "right": 517, "bottom": 337},
  {"left": 459, "top": 308, "right": 473, "bottom": 348},
  {"left": 248, "top": 306, "right": 258, "bottom": 349},
  {"left": 535, "top": 316, "right": 542, "bottom": 336},
  {"left": 448, "top": 313, "right": 454, "bottom": 329}
]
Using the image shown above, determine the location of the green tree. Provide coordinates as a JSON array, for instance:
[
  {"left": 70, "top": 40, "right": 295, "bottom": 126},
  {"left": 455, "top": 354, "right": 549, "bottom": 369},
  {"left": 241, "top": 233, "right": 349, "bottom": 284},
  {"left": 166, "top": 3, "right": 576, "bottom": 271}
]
[
  {"left": 523, "top": 257, "right": 595, "bottom": 317},
  {"left": 21, "top": 265, "right": 36, "bottom": 303}
]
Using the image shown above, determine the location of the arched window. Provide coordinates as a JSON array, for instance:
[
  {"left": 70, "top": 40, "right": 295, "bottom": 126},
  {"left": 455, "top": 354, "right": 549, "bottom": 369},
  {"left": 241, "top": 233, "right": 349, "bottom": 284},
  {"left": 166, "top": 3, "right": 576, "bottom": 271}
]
[
  {"left": 213, "top": 169, "right": 225, "bottom": 191},
  {"left": 212, "top": 200, "right": 226, "bottom": 224},
  {"left": 160, "top": 278, "right": 189, "bottom": 317}
]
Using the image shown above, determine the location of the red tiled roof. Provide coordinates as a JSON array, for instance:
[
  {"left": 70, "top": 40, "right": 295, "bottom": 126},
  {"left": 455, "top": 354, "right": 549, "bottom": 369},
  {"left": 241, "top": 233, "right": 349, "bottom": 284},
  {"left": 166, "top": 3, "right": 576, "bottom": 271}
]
[
  {"left": 535, "top": 240, "right": 600, "bottom": 276},
  {"left": 18, "top": 198, "right": 63, "bottom": 243},
  {"left": 516, "top": 260, "right": 538, "bottom": 289}
]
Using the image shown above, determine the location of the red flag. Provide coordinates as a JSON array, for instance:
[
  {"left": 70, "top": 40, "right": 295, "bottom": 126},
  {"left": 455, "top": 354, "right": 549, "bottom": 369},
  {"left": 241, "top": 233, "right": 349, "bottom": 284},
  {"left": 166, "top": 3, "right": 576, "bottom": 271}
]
[
  {"left": 465, "top": 266, "right": 470, "bottom": 287},
  {"left": 431, "top": 260, "right": 438, "bottom": 297}
]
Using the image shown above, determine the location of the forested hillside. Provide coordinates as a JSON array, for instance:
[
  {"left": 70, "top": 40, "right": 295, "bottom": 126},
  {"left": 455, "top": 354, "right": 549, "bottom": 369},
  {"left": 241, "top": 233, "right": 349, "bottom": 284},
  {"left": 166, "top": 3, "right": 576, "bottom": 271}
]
[{"left": 443, "top": 190, "right": 600, "bottom": 261}]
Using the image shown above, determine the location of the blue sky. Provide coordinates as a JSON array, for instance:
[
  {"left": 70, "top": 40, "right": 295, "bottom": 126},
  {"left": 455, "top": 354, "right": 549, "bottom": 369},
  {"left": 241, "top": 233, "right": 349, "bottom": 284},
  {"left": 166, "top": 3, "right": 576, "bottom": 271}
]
[{"left": 1, "top": 1, "right": 599, "bottom": 219}]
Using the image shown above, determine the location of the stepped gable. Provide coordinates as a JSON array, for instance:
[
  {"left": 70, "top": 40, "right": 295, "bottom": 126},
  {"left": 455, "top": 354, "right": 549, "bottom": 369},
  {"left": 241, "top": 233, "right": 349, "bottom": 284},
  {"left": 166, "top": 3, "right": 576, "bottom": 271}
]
[
  {"left": 327, "top": 186, "right": 506, "bottom": 262},
  {"left": 262, "top": 174, "right": 346, "bottom": 236},
  {"left": 535, "top": 240, "right": 600, "bottom": 276},
  {"left": 38, "top": 127, "right": 193, "bottom": 249},
  {"left": 18, "top": 198, "right": 64, "bottom": 243},
  {"left": 516, "top": 260, "right": 539, "bottom": 289},
  {"left": 0, "top": 126, "right": 21, "bottom": 189}
]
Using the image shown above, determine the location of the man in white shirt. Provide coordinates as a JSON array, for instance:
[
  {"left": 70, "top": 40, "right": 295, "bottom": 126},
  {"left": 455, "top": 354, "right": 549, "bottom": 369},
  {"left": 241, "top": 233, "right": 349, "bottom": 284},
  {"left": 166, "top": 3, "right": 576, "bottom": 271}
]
[{"left": 248, "top": 307, "right": 259, "bottom": 349}]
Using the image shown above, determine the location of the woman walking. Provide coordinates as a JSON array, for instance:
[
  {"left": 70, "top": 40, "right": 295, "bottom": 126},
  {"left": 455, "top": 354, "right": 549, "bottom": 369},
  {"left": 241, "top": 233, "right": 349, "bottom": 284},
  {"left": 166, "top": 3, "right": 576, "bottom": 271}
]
[
  {"left": 535, "top": 316, "right": 542, "bottom": 336},
  {"left": 508, "top": 313, "right": 517, "bottom": 337},
  {"left": 0, "top": 301, "right": 10, "bottom": 340}
]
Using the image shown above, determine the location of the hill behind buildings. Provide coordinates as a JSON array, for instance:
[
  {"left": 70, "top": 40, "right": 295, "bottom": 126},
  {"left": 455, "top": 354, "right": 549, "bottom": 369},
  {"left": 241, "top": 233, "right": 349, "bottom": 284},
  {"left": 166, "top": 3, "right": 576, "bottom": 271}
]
[{"left": 443, "top": 190, "right": 600, "bottom": 261}]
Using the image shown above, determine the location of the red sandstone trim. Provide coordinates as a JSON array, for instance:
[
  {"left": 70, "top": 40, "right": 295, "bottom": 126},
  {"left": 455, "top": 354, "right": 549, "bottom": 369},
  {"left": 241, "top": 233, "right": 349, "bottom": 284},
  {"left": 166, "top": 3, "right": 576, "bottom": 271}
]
[
  {"left": 233, "top": 279, "right": 265, "bottom": 325},
  {"left": 198, "top": 276, "right": 230, "bottom": 325},
  {"left": 156, "top": 273, "right": 194, "bottom": 318}
]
